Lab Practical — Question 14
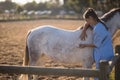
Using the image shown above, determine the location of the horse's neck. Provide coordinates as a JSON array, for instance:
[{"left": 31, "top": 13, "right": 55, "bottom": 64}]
[
  {"left": 106, "top": 21, "right": 117, "bottom": 37},
  {"left": 105, "top": 13, "right": 119, "bottom": 37}
]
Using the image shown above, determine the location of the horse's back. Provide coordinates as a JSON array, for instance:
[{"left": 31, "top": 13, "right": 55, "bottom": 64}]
[{"left": 28, "top": 25, "right": 81, "bottom": 41}]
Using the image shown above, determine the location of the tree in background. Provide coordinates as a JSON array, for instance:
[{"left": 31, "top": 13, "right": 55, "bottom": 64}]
[
  {"left": 0, "top": 0, "right": 119, "bottom": 14},
  {"left": 100, "top": 0, "right": 120, "bottom": 12},
  {"left": 36, "top": 2, "right": 48, "bottom": 10},
  {"left": 47, "top": 0, "right": 63, "bottom": 14},
  {"left": 0, "top": 0, "right": 17, "bottom": 13},
  {"left": 63, "top": 0, "right": 120, "bottom": 13},
  {"left": 63, "top": 0, "right": 89, "bottom": 13},
  {"left": 87, "top": 0, "right": 120, "bottom": 12},
  {"left": 16, "top": 5, "right": 23, "bottom": 13},
  {"left": 23, "top": 1, "right": 37, "bottom": 11}
]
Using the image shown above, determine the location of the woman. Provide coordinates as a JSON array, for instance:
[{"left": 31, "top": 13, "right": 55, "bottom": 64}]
[{"left": 79, "top": 8, "right": 114, "bottom": 79}]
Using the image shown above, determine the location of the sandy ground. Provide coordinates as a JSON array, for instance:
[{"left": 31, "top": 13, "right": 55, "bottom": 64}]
[{"left": 0, "top": 20, "right": 120, "bottom": 80}]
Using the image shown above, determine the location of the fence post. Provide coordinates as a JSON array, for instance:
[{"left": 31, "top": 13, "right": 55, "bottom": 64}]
[
  {"left": 99, "top": 60, "right": 109, "bottom": 80},
  {"left": 115, "top": 45, "right": 120, "bottom": 80}
]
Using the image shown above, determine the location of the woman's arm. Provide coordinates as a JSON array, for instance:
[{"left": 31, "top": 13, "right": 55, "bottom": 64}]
[
  {"left": 83, "top": 22, "right": 90, "bottom": 30},
  {"left": 80, "top": 22, "right": 90, "bottom": 40},
  {"left": 79, "top": 44, "right": 96, "bottom": 48}
]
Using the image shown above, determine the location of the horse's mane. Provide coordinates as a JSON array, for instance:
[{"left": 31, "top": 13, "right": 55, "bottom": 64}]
[{"left": 101, "top": 8, "right": 120, "bottom": 22}]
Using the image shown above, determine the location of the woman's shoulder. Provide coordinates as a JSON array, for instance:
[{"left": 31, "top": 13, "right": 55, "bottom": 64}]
[
  {"left": 94, "top": 22, "right": 108, "bottom": 35},
  {"left": 95, "top": 22, "right": 106, "bottom": 31}
]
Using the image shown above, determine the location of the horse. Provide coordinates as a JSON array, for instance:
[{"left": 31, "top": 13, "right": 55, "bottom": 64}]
[{"left": 19, "top": 8, "right": 120, "bottom": 80}]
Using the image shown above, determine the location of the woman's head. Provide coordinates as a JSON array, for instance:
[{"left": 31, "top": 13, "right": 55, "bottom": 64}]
[{"left": 83, "top": 8, "right": 100, "bottom": 26}]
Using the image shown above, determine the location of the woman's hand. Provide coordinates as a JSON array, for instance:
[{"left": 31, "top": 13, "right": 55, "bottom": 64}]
[
  {"left": 80, "top": 30, "right": 87, "bottom": 40},
  {"left": 79, "top": 44, "right": 87, "bottom": 48},
  {"left": 79, "top": 44, "right": 96, "bottom": 48},
  {"left": 80, "top": 22, "right": 89, "bottom": 40}
]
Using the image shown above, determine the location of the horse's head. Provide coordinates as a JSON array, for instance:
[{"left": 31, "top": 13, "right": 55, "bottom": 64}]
[{"left": 101, "top": 8, "right": 120, "bottom": 36}]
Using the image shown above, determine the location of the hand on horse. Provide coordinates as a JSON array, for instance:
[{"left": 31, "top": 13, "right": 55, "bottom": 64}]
[
  {"left": 79, "top": 44, "right": 87, "bottom": 48},
  {"left": 80, "top": 30, "right": 87, "bottom": 40}
]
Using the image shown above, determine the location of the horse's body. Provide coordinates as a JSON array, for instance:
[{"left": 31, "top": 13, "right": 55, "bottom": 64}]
[
  {"left": 20, "top": 8, "right": 120, "bottom": 80},
  {"left": 27, "top": 26, "right": 93, "bottom": 65}
]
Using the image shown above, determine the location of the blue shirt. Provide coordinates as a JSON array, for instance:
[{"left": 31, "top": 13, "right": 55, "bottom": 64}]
[{"left": 93, "top": 22, "right": 114, "bottom": 62}]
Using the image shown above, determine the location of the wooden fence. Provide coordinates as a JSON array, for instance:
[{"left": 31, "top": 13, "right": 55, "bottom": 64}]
[{"left": 0, "top": 45, "right": 120, "bottom": 80}]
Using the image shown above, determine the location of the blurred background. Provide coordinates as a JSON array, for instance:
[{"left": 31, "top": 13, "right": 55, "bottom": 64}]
[{"left": 0, "top": 0, "right": 120, "bottom": 21}]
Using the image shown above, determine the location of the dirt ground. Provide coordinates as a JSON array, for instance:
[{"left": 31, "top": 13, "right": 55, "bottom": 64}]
[{"left": 0, "top": 20, "right": 120, "bottom": 80}]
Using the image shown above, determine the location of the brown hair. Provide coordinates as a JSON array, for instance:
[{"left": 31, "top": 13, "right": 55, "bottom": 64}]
[
  {"left": 83, "top": 8, "right": 100, "bottom": 22},
  {"left": 83, "top": 8, "right": 108, "bottom": 30}
]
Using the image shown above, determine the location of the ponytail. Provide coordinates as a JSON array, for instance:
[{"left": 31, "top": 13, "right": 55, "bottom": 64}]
[{"left": 99, "top": 20, "right": 108, "bottom": 30}]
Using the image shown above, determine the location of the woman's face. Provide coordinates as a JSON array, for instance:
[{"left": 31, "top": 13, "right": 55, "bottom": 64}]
[{"left": 85, "top": 16, "right": 96, "bottom": 26}]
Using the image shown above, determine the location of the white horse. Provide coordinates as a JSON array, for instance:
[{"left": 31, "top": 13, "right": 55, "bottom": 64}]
[{"left": 19, "top": 8, "right": 120, "bottom": 80}]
